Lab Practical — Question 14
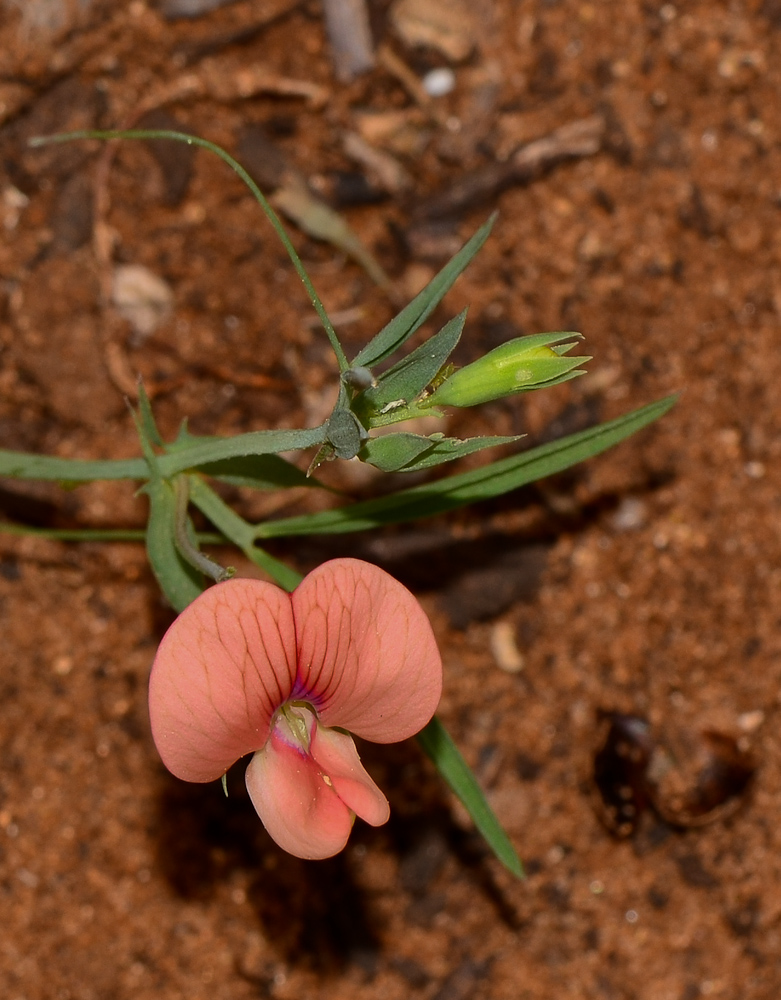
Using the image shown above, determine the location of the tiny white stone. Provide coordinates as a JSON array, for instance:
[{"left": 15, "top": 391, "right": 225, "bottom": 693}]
[
  {"left": 112, "top": 264, "right": 174, "bottom": 339},
  {"left": 490, "top": 621, "right": 524, "bottom": 673},
  {"left": 422, "top": 67, "right": 456, "bottom": 98}
]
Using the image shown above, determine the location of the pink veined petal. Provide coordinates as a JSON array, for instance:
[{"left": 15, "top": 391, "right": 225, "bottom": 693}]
[
  {"left": 292, "top": 558, "right": 443, "bottom": 743},
  {"left": 245, "top": 725, "right": 355, "bottom": 861},
  {"left": 149, "top": 578, "right": 297, "bottom": 782},
  {"left": 309, "top": 723, "right": 390, "bottom": 828}
]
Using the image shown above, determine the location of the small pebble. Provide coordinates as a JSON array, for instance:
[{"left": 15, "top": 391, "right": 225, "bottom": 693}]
[
  {"left": 737, "top": 710, "right": 764, "bottom": 733},
  {"left": 422, "top": 67, "right": 456, "bottom": 97},
  {"left": 53, "top": 655, "right": 73, "bottom": 676},
  {"left": 490, "top": 621, "right": 524, "bottom": 673},
  {"left": 111, "top": 264, "right": 173, "bottom": 340},
  {"left": 610, "top": 497, "right": 648, "bottom": 532}
]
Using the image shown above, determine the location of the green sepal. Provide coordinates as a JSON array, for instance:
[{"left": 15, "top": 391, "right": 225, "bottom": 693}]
[
  {"left": 359, "top": 432, "right": 520, "bottom": 473},
  {"left": 417, "top": 716, "right": 524, "bottom": 878},
  {"left": 352, "top": 214, "right": 496, "bottom": 369}
]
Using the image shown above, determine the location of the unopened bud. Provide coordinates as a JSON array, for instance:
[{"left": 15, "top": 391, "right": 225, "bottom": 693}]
[{"left": 420, "top": 333, "right": 590, "bottom": 409}]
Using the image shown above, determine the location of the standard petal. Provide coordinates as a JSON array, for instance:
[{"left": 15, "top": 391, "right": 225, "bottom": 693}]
[
  {"left": 245, "top": 728, "right": 355, "bottom": 860},
  {"left": 149, "top": 578, "right": 297, "bottom": 782},
  {"left": 292, "top": 558, "right": 442, "bottom": 743}
]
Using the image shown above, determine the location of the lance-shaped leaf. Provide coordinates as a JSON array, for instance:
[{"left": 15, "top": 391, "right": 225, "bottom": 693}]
[
  {"left": 417, "top": 716, "right": 523, "bottom": 878},
  {"left": 359, "top": 310, "right": 466, "bottom": 416},
  {"left": 193, "top": 454, "right": 323, "bottom": 491},
  {"left": 143, "top": 477, "right": 205, "bottom": 612},
  {"left": 159, "top": 425, "right": 328, "bottom": 476},
  {"left": 168, "top": 425, "right": 324, "bottom": 490},
  {"left": 352, "top": 214, "right": 496, "bottom": 369},
  {"left": 130, "top": 403, "right": 205, "bottom": 611},
  {"left": 0, "top": 450, "right": 147, "bottom": 482},
  {"left": 255, "top": 396, "right": 677, "bottom": 537},
  {"left": 359, "top": 432, "right": 521, "bottom": 473},
  {"left": 137, "top": 381, "right": 165, "bottom": 448},
  {"left": 0, "top": 425, "right": 329, "bottom": 484}
]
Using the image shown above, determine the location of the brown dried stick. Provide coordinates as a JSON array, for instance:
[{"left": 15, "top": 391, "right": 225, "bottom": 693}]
[
  {"left": 322, "top": 0, "right": 375, "bottom": 81},
  {"left": 416, "top": 114, "right": 606, "bottom": 219}
]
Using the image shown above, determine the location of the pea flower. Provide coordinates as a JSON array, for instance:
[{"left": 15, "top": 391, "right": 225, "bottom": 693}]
[{"left": 148, "top": 558, "right": 442, "bottom": 860}]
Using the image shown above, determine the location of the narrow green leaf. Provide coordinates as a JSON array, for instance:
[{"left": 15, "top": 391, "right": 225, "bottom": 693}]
[
  {"left": 187, "top": 476, "right": 256, "bottom": 551},
  {"left": 244, "top": 545, "right": 304, "bottom": 593},
  {"left": 352, "top": 214, "right": 496, "bottom": 369},
  {"left": 195, "top": 454, "right": 324, "bottom": 491},
  {"left": 360, "top": 310, "right": 466, "bottom": 413},
  {"left": 359, "top": 432, "right": 520, "bottom": 473},
  {"left": 0, "top": 451, "right": 147, "bottom": 481},
  {"left": 171, "top": 424, "right": 332, "bottom": 491},
  {"left": 137, "top": 381, "right": 165, "bottom": 448},
  {"left": 0, "top": 425, "right": 329, "bottom": 485},
  {"left": 393, "top": 434, "right": 521, "bottom": 472},
  {"left": 158, "top": 425, "right": 328, "bottom": 476},
  {"left": 256, "top": 395, "right": 677, "bottom": 537},
  {"left": 130, "top": 400, "right": 208, "bottom": 608},
  {"left": 0, "top": 522, "right": 224, "bottom": 544},
  {"left": 417, "top": 716, "right": 523, "bottom": 878}
]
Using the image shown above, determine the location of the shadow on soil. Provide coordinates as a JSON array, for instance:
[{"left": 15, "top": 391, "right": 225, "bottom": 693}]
[{"left": 153, "top": 737, "right": 520, "bottom": 981}]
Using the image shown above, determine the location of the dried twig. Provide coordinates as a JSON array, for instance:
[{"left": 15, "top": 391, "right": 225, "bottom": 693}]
[
  {"left": 377, "top": 44, "right": 450, "bottom": 128},
  {"left": 322, "top": 0, "right": 375, "bottom": 81},
  {"left": 416, "top": 114, "right": 606, "bottom": 219}
]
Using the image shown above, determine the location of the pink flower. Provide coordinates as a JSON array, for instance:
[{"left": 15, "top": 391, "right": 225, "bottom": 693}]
[{"left": 149, "top": 558, "right": 442, "bottom": 860}]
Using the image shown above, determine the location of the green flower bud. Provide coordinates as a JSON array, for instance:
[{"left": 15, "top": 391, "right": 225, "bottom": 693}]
[{"left": 420, "top": 332, "right": 590, "bottom": 409}]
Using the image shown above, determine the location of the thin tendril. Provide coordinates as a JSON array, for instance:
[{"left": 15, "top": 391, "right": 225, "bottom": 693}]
[
  {"left": 29, "top": 128, "right": 350, "bottom": 372},
  {"left": 173, "top": 476, "right": 233, "bottom": 583}
]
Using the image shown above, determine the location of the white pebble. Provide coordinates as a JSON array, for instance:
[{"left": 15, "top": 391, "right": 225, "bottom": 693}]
[{"left": 422, "top": 67, "right": 456, "bottom": 98}]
